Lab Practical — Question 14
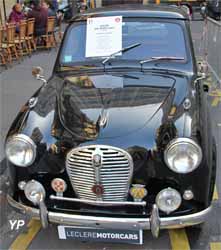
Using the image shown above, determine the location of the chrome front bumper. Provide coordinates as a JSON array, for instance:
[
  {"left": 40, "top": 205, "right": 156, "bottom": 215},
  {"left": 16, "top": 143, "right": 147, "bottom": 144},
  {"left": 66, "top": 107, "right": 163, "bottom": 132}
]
[{"left": 7, "top": 195, "right": 212, "bottom": 238}]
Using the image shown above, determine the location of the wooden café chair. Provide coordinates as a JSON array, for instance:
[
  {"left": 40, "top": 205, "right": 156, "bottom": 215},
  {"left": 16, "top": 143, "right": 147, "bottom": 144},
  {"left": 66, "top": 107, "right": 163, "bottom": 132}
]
[
  {"left": 38, "top": 17, "right": 57, "bottom": 49},
  {"left": 0, "top": 25, "right": 7, "bottom": 66},
  {"left": 14, "top": 20, "right": 30, "bottom": 56},
  {"left": 26, "top": 18, "right": 36, "bottom": 52},
  {"left": 1, "top": 23, "right": 19, "bottom": 63}
]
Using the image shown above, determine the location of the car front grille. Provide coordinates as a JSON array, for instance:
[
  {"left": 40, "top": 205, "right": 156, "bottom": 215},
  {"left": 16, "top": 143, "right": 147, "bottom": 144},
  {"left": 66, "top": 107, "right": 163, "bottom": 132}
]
[{"left": 66, "top": 145, "right": 133, "bottom": 203}]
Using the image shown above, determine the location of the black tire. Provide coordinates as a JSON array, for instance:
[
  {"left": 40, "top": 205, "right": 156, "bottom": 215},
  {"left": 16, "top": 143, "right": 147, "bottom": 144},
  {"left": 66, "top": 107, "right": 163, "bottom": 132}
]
[
  {"left": 0, "top": 159, "right": 7, "bottom": 175},
  {"left": 208, "top": 140, "right": 217, "bottom": 202}
]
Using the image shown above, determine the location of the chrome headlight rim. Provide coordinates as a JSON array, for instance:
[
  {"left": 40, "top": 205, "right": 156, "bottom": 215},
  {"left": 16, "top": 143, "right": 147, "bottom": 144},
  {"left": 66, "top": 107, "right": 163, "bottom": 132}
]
[
  {"left": 5, "top": 134, "right": 36, "bottom": 167},
  {"left": 164, "top": 137, "right": 202, "bottom": 174}
]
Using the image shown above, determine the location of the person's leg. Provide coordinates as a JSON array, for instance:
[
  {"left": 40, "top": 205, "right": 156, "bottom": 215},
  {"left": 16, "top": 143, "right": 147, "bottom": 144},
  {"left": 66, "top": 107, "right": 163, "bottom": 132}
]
[{"left": 35, "top": 28, "right": 46, "bottom": 46}]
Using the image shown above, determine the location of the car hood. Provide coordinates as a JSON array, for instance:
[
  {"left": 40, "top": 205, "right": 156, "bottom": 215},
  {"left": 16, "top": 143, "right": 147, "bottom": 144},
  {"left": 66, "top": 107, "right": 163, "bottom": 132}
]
[{"left": 58, "top": 72, "right": 187, "bottom": 140}]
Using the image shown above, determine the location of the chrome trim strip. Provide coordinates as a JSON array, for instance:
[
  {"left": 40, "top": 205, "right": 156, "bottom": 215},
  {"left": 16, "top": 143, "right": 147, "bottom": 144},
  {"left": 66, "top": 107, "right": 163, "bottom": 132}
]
[
  {"left": 49, "top": 195, "right": 146, "bottom": 206},
  {"left": 7, "top": 195, "right": 212, "bottom": 230}
]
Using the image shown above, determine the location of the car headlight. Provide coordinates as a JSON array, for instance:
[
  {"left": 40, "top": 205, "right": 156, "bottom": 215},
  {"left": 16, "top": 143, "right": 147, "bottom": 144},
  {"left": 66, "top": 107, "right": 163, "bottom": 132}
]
[
  {"left": 5, "top": 134, "right": 36, "bottom": 167},
  {"left": 164, "top": 138, "right": 202, "bottom": 174}
]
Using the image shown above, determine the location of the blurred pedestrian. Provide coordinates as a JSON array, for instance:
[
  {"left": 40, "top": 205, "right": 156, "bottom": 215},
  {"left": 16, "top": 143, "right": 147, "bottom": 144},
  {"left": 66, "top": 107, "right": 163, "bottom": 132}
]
[
  {"left": 8, "top": 3, "right": 26, "bottom": 31},
  {"left": 27, "top": 0, "right": 48, "bottom": 36},
  {"left": 52, "top": 0, "right": 59, "bottom": 11},
  {"left": 79, "top": 2, "right": 88, "bottom": 13},
  {"left": 42, "top": 0, "right": 56, "bottom": 17}
]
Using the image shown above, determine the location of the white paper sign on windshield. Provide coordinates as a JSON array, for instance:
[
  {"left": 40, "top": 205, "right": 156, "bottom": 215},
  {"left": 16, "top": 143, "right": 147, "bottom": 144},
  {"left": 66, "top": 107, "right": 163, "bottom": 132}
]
[{"left": 85, "top": 16, "right": 122, "bottom": 58}]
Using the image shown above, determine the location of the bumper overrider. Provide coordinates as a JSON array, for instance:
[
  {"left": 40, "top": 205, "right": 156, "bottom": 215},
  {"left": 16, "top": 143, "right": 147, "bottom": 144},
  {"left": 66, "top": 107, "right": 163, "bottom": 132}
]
[{"left": 7, "top": 195, "right": 212, "bottom": 238}]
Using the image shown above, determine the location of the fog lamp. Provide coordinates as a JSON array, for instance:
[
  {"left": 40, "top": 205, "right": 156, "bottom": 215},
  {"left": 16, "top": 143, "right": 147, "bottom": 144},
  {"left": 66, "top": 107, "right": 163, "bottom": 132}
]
[
  {"left": 24, "top": 180, "right": 45, "bottom": 205},
  {"left": 156, "top": 188, "right": 181, "bottom": 214},
  {"left": 51, "top": 178, "right": 67, "bottom": 196}
]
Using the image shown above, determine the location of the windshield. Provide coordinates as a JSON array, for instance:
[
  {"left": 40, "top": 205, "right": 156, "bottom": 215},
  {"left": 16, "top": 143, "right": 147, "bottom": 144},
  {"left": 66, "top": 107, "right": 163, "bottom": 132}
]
[{"left": 60, "top": 20, "right": 187, "bottom": 65}]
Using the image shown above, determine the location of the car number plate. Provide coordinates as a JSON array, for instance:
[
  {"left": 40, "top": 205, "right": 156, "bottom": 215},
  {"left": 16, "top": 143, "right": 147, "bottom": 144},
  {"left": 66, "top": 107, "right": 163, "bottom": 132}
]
[{"left": 58, "top": 225, "right": 143, "bottom": 245}]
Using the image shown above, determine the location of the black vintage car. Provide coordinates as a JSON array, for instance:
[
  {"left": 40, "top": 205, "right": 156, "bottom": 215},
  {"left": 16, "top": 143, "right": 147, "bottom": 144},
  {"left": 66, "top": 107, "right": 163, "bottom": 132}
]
[{"left": 5, "top": 5, "right": 216, "bottom": 242}]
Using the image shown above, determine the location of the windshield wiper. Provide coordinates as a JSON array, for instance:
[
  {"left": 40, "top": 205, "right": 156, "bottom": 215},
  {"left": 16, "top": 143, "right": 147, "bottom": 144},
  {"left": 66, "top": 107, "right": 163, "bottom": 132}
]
[
  {"left": 140, "top": 56, "right": 185, "bottom": 70},
  {"left": 102, "top": 43, "right": 141, "bottom": 67}
]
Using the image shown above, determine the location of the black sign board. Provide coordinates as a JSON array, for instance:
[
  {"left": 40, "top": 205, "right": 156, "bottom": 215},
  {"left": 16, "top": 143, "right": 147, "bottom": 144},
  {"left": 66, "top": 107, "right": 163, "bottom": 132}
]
[{"left": 58, "top": 226, "right": 143, "bottom": 245}]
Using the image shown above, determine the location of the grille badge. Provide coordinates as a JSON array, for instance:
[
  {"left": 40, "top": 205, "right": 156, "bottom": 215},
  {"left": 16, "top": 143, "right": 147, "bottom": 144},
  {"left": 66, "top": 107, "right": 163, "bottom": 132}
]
[
  {"left": 130, "top": 184, "right": 147, "bottom": 202},
  {"left": 92, "top": 184, "right": 104, "bottom": 196},
  {"left": 93, "top": 154, "right": 102, "bottom": 167}
]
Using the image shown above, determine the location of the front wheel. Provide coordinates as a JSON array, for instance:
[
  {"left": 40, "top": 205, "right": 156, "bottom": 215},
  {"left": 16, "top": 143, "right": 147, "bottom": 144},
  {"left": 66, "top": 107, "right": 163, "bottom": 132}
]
[{"left": 208, "top": 140, "right": 217, "bottom": 203}]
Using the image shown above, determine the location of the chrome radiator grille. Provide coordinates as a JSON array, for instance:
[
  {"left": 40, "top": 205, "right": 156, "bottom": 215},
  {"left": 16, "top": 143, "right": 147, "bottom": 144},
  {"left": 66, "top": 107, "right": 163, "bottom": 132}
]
[{"left": 66, "top": 145, "right": 133, "bottom": 202}]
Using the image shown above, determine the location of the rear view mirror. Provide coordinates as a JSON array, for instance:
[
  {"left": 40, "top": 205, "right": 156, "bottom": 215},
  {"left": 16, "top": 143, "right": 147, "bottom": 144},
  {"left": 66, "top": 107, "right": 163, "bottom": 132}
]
[
  {"left": 32, "top": 66, "right": 44, "bottom": 78},
  {"left": 198, "top": 61, "right": 209, "bottom": 75},
  {"left": 32, "top": 66, "right": 47, "bottom": 84}
]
